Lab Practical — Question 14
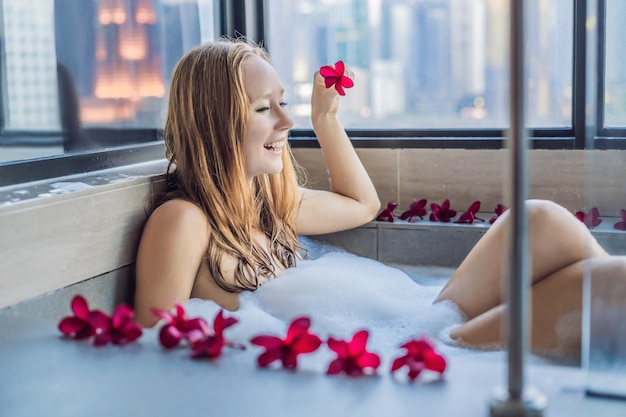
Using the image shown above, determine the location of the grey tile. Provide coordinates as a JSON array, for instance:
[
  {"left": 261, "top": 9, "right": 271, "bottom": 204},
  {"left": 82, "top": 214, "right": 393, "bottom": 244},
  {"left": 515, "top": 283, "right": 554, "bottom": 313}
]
[
  {"left": 0, "top": 266, "right": 134, "bottom": 320},
  {"left": 377, "top": 223, "right": 487, "bottom": 267},
  {"left": 308, "top": 225, "right": 378, "bottom": 259}
]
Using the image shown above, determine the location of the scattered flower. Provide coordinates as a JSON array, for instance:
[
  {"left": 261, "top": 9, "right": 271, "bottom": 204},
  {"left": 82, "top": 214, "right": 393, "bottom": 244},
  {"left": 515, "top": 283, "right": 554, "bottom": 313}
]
[
  {"left": 326, "top": 330, "right": 381, "bottom": 377},
  {"left": 58, "top": 295, "right": 110, "bottom": 340},
  {"left": 190, "top": 310, "right": 241, "bottom": 360},
  {"left": 429, "top": 199, "right": 457, "bottom": 223},
  {"left": 400, "top": 199, "right": 428, "bottom": 222},
  {"left": 319, "top": 60, "right": 354, "bottom": 96},
  {"left": 390, "top": 337, "right": 447, "bottom": 381},
  {"left": 614, "top": 209, "right": 626, "bottom": 231},
  {"left": 575, "top": 207, "right": 602, "bottom": 229},
  {"left": 454, "top": 201, "right": 484, "bottom": 224},
  {"left": 250, "top": 317, "right": 322, "bottom": 369},
  {"left": 376, "top": 201, "right": 398, "bottom": 222},
  {"left": 93, "top": 304, "right": 143, "bottom": 346},
  {"left": 151, "top": 302, "right": 210, "bottom": 349},
  {"left": 489, "top": 203, "right": 507, "bottom": 224}
]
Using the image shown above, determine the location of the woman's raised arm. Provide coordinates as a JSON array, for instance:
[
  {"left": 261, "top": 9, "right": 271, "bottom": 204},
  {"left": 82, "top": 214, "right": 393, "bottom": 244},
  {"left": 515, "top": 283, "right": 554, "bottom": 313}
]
[{"left": 295, "top": 70, "right": 380, "bottom": 235}]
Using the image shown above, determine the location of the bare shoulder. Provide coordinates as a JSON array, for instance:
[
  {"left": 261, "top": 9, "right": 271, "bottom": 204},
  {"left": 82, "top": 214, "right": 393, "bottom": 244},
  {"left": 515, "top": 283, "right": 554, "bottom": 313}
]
[
  {"left": 135, "top": 198, "right": 210, "bottom": 326},
  {"left": 145, "top": 199, "right": 209, "bottom": 243}
]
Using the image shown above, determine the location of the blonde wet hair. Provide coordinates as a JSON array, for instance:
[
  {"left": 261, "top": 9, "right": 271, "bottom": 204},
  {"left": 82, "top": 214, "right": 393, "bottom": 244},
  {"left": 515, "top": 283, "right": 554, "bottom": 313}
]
[{"left": 161, "top": 38, "right": 304, "bottom": 292}]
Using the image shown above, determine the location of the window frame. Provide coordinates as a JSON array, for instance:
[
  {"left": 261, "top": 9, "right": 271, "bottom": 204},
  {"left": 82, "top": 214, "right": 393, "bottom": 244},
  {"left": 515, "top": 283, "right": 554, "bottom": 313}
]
[{"left": 0, "top": 0, "right": 624, "bottom": 187}]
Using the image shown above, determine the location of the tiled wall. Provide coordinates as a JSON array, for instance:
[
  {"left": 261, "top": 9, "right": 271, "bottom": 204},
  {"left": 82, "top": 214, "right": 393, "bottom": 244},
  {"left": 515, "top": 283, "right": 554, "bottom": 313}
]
[
  {"left": 2, "top": 148, "right": 625, "bottom": 310},
  {"left": 292, "top": 148, "right": 626, "bottom": 216}
]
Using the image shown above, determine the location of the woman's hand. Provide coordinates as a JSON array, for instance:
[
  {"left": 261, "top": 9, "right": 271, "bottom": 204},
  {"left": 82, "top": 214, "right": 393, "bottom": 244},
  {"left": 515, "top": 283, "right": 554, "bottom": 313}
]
[{"left": 311, "top": 64, "right": 354, "bottom": 121}]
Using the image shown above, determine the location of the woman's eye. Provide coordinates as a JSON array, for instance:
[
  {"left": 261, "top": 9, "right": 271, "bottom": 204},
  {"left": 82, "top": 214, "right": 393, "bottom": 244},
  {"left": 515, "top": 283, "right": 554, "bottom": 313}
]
[
  {"left": 256, "top": 106, "right": 271, "bottom": 113},
  {"left": 279, "top": 102, "right": 288, "bottom": 107}
]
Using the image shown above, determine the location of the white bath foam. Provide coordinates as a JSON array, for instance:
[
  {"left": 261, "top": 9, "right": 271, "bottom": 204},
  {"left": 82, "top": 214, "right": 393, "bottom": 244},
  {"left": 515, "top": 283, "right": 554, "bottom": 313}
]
[
  {"left": 176, "top": 249, "right": 469, "bottom": 364},
  {"left": 50, "top": 181, "right": 94, "bottom": 193}
]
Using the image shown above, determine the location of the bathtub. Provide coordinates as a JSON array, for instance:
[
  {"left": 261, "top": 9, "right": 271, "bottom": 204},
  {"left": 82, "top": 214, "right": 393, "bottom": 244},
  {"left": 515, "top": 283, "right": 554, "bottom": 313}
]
[{"left": 1, "top": 161, "right": 625, "bottom": 417}]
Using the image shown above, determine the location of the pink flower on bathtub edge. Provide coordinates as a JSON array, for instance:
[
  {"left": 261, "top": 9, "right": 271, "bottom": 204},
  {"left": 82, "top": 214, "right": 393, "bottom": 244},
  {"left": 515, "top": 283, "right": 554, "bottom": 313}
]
[
  {"left": 190, "top": 310, "right": 241, "bottom": 360},
  {"left": 152, "top": 302, "right": 210, "bottom": 349},
  {"left": 489, "top": 203, "right": 507, "bottom": 224},
  {"left": 614, "top": 209, "right": 626, "bottom": 231},
  {"left": 390, "top": 336, "right": 447, "bottom": 381},
  {"left": 58, "top": 295, "right": 110, "bottom": 340},
  {"left": 376, "top": 201, "right": 398, "bottom": 222},
  {"left": 400, "top": 199, "right": 428, "bottom": 222},
  {"left": 320, "top": 60, "right": 354, "bottom": 96},
  {"left": 575, "top": 207, "right": 602, "bottom": 229},
  {"left": 326, "top": 330, "right": 381, "bottom": 377},
  {"left": 93, "top": 304, "right": 143, "bottom": 346},
  {"left": 454, "top": 201, "right": 484, "bottom": 224},
  {"left": 250, "top": 316, "right": 322, "bottom": 370},
  {"left": 430, "top": 199, "right": 457, "bottom": 223}
]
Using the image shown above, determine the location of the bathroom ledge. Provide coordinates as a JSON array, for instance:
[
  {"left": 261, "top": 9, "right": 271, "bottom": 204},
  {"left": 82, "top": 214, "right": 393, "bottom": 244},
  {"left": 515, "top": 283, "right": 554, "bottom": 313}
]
[
  {"left": 0, "top": 160, "right": 168, "bottom": 308},
  {"left": 314, "top": 217, "right": 626, "bottom": 266},
  {"left": 0, "top": 314, "right": 624, "bottom": 417},
  {"left": 2, "top": 160, "right": 625, "bottom": 309}
]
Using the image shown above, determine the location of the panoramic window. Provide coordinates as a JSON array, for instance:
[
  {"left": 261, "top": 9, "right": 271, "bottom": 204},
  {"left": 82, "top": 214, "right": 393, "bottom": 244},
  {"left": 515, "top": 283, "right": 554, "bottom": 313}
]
[
  {"left": 266, "top": 0, "right": 573, "bottom": 131},
  {"left": 0, "top": 0, "right": 217, "bottom": 164},
  {"left": 604, "top": 0, "right": 626, "bottom": 128}
]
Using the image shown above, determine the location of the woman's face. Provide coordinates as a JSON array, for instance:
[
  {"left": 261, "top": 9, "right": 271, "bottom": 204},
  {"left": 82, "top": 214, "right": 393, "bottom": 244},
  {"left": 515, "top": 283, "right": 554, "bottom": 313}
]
[{"left": 242, "top": 55, "right": 294, "bottom": 180}]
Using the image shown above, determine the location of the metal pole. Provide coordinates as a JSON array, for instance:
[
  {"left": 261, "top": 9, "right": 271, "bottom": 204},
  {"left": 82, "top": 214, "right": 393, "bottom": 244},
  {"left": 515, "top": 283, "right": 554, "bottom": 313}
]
[{"left": 490, "top": 1, "right": 547, "bottom": 415}]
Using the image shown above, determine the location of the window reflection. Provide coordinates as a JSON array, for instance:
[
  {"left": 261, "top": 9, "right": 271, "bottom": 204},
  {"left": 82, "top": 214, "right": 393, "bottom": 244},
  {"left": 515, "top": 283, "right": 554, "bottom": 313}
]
[
  {"left": 267, "top": 0, "right": 573, "bottom": 129},
  {"left": 605, "top": 0, "right": 626, "bottom": 127},
  {"left": 0, "top": 0, "right": 216, "bottom": 162}
]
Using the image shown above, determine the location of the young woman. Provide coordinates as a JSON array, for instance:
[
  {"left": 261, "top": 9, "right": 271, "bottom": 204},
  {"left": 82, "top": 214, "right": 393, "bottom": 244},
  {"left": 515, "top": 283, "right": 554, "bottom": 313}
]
[{"left": 134, "top": 38, "right": 624, "bottom": 357}]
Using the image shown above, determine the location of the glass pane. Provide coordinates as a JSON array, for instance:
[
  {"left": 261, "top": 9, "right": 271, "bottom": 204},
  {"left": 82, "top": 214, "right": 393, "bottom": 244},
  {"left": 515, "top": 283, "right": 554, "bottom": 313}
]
[
  {"left": 0, "top": 0, "right": 217, "bottom": 163},
  {"left": 266, "top": 0, "right": 573, "bottom": 130},
  {"left": 604, "top": 0, "right": 626, "bottom": 127}
]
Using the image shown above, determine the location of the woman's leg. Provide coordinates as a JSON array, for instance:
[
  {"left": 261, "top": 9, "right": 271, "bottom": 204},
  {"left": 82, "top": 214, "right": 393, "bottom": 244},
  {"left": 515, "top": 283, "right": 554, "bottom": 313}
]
[
  {"left": 447, "top": 256, "right": 626, "bottom": 356},
  {"left": 434, "top": 199, "right": 608, "bottom": 319}
]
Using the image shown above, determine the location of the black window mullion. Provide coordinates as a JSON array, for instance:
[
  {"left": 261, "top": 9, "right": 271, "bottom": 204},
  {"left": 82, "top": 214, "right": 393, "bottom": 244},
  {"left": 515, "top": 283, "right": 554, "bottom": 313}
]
[
  {"left": 219, "top": 0, "right": 247, "bottom": 38},
  {"left": 595, "top": 0, "right": 607, "bottom": 139},
  {"left": 572, "top": 0, "right": 587, "bottom": 149}
]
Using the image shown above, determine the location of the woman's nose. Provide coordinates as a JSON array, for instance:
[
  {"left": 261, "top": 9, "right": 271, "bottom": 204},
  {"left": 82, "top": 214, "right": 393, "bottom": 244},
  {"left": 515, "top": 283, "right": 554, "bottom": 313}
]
[{"left": 277, "top": 107, "right": 294, "bottom": 130}]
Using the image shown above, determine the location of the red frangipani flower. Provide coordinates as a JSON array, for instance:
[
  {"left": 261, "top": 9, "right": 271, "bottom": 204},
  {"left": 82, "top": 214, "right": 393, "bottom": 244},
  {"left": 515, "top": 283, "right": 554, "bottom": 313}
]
[
  {"left": 190, "top": 310, "right": 241, "bottom": 359},
  {"left": 326, "top": 330, "right": 381, "bottom": 377},
  {"left": 151, "top": 302, "right": 210, "bottom": 349},
  {"left": 429, "top": 199, "right": 457, "bottom": 223},
  {"left": 614, "top": 209, "right": 626, "bottom": 231},
  {"left": 489, "top": 203, "right": 507, "bottom": 224},
  {"left": 454, "top": 201, "right": 484, "bottom": 224},
  {"left": 390, "top": 337, "right": 447, "bottom": 381},
  {"left": 376, "top": 201, "right": 398, "bottom": 222},
  {"left": 319, "top": 60, "right": 354, "bottom": 96},
  {"left": 250, "top": 317, "right": 322, "bottom": 370},
  {"left": 575, "top": 207, "right": 602, "bottom": 229},
  {"left": 58, "top": 295, "right": 109, "bottom": 340},
  {"left": 93, "top": 304, "right": 143, "bottom": 346},
  {"left": 400, "top": 199, "right": 428, "bottom": 222}
]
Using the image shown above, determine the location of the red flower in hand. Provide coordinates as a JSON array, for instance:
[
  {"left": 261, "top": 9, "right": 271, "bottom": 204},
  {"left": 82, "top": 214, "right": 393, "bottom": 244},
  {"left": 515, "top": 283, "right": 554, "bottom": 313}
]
[
  {"left": 489, "top": 203, "right": 507, "bottom": 224},
  {"left": 454, "top": 201, "right": 484, "bottom": 224},
  {"left": 614, "top": 209, "right": 626, "bottom": 231},
  {"left": 152, "top": 302, "right": 210, "bottom": 349},
  {"left": 326, "top": 330, "right": 381, "bottom": 377},
  {"left": 391, "top": 337, "right": 447, "bottom": 381},
  {"left": 190, "top": 310, "right": 241, "bottom": 359},
  {"left": 250, "top": 317, "right": 322, "bottom": 369},
  {"left": 575, "top": 207, "right": 602, "bottom": 229},
  {"left": 376, "top": 201, "right": 398, "bottom": 222},
  {"left": 400, "top": 199, "right": 428, "bottom": 222},
  {"left": 58, "top": 295, "right": 110, "bottom": 340},
  {"left": 93, "top": 304, "right": 143, "bottom": 346},
  {"left": 430, "top": 199, "right": 457, "bottom": 223},
  {"left": 319, "top": 60, "right": 354, "bottom": 96}
]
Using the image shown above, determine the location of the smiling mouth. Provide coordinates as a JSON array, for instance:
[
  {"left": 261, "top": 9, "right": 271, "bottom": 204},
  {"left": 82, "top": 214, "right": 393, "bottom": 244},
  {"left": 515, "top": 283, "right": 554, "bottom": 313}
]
[{"left": 263, "top": 141, "right": 285, "bottom": 151}]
